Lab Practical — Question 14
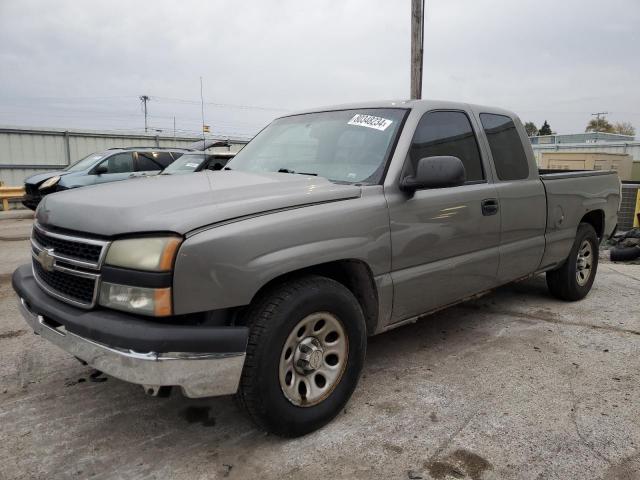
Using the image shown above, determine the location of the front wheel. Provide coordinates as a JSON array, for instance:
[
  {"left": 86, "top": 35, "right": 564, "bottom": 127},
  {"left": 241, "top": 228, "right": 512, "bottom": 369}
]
[
  {"left": 235, "top": 275, "right": 367, "bottom": 437},
  {"left": 546, "top": 223, "right": 599, "bottom": 301}
]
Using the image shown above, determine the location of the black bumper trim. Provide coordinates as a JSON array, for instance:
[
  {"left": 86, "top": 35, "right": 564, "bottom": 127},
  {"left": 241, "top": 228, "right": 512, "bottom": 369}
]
[{"left": 12, "top": 264, "right": 248, "bottom": 354}]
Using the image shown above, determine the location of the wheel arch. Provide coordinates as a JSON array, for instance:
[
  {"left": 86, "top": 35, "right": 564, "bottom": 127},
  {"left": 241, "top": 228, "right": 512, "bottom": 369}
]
[
  {"left": 580, "top": 209, "right": 605, "bottom": 240},
  {"left": 245, "top": 259, "right": 380, "bottom": 336}
]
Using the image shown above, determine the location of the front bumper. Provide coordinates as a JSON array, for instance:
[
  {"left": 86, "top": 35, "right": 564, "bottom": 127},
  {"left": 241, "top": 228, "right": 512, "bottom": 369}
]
[
  {"left": 13, "top": 264, "right": 248, "bottom": 398},
  {"left": 22, "top": 192, "right": 42, "bottom": 210}
]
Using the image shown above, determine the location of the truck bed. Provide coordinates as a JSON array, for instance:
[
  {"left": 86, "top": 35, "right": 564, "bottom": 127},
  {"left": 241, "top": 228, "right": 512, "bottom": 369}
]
[{"left": 538, "top": 169, "right": 620, "bottom": 269}]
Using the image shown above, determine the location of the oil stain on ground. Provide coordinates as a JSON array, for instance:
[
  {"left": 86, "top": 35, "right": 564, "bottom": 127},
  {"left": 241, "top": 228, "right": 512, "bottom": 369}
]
[
  {"left": 182, "top": 406, "right": 217, "bottom": 427},
  {"left": 0, "top": 329, "right": 26, "bottom": 340},
  {"left": 425, "top": 449, "right": 492, "bottom": 480}
]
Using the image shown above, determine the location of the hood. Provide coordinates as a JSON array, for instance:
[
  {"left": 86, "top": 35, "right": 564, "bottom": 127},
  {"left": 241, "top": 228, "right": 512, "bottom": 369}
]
[
  {"left": 36, "top": 170, "right": 361, "bottom": 236},
  {"left": 24, "top": 170, "right": 70, "bottom": 186}
]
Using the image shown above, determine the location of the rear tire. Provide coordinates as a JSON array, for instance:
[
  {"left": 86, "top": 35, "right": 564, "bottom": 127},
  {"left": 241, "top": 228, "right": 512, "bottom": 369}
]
[
  {"left": 546, "top": 223, "right": 599, "bottom": 301},
  {"left": 235, "top": 275, "right": 367, "bottom": 437}
]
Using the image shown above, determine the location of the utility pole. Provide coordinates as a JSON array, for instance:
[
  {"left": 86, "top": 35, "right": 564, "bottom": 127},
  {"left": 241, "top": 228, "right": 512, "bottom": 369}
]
[
  {"left": 410, "top": 0, "right": 425, "bottom": 99},
  {"left": 173, "top": 116, "right": 176, "bottom": 145},
  {"left": 139, "top": 95, "right": 150, "bottom": 133},
  {"left": 591, "top": 112, "right": 609, "bottom": 132}
]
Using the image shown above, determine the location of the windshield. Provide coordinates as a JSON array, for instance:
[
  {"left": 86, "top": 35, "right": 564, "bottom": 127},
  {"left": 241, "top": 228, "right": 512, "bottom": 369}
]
[
  {"left": 226, "top": 108, "right": 406, "bottom": 184},
  {"left": 162, "top": 153, "right": 206, "bottom": 174},
  {"left": 65, "top": 152, "right": 106, "bottom": 172}
]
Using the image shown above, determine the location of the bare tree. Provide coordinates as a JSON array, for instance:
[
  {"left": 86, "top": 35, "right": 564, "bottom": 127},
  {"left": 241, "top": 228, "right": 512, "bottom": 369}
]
[
  {"left": 524, "top": 122, "right": 538, "bottom": 137},
  {"left": 612, "top": 121, "right": 636, "bottom": 136}
]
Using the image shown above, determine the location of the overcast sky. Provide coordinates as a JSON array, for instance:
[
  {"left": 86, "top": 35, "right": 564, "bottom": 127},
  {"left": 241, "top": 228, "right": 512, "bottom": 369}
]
[{"left": 0, "top": 0, "right": 638, "bottom": 138}]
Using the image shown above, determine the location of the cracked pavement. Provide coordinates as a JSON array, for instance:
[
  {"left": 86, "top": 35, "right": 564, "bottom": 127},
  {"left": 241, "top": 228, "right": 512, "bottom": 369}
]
[{"left": 0, "top": 217, "right": 639, "bottom": 479}]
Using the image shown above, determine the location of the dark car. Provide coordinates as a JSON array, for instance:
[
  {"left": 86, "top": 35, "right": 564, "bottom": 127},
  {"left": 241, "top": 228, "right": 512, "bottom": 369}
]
[
  {"left": 23, "top": 147, "right": 189, "bottom": 209},
  {"left": 160, "top": 152, "right": 236, "bottom": 175}
]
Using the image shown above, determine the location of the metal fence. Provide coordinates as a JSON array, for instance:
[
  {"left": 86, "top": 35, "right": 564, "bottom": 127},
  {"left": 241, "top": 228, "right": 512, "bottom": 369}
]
[{"left": 0, "top": 127, "right": 249, "bottom": 185}]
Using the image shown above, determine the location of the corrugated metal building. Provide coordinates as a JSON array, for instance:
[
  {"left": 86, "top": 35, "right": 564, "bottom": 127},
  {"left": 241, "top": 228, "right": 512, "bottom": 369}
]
[{"left": 0, "top": 126, "right": 249, "bottom": 185}]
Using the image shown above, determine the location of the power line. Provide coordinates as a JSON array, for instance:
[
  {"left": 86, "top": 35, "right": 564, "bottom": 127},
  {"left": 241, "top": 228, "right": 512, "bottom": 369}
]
[{"left": 150, "top": 95, "right": 290, "bottom": 112}]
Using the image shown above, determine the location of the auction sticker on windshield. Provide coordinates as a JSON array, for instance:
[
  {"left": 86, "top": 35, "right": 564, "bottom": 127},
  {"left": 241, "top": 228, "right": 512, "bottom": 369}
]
[{"left": 347, "top": 114, "right": 393, "bottom": 131}]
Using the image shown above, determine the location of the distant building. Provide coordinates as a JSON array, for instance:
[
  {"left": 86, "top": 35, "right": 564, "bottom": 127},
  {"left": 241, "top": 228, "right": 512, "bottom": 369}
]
[
  {"left": 530, "top": 132, "right": 635, "bottom": 145},
  {"left": 531, "top": 135, "right": 640, "bottom": 181},
  {"left": 538, "top": 151, "right": 633, "bottom": 180}
]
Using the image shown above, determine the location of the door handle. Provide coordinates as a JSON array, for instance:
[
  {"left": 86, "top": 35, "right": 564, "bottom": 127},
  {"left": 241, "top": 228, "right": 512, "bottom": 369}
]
[{"left": 481, "top": 198, "right": 499, "bottom": 216}]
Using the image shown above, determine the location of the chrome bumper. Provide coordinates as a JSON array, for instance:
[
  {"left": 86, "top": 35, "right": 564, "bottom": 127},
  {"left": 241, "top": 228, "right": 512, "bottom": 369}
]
[{"left": 18, "top": 298, "right": 246, "bottom": 398}]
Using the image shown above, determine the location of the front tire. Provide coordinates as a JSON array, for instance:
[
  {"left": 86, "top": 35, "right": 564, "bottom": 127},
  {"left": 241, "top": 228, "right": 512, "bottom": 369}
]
[
  {"left": 236, "top": 275, "right": 367, "bottom": 437},
  {"left": 546, "top": 223, "right": 599, "bottom": 301}
]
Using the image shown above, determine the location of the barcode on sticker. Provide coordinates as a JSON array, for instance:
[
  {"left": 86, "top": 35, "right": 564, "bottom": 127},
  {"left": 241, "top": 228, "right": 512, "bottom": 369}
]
[{"left": 347, "top": 114, "right": 393, "bottom": 131}]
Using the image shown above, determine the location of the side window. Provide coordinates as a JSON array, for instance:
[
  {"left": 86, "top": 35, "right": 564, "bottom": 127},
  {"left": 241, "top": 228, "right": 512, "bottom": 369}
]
[
  {"left": 136, "top": 152, "right": 164, "bottom": 171},
  {"left": 155, "top": 152, "right": 177, "bottom": 168},
  {"left": 410, "top": 111, "right": 484, "bottom": 182},
  {"left": 480, "top": 113, "right": 529, "bottom": 181},
  {"left": 207, "top": 156, "right": 230, "bottom": 171},
  {"left": 99, "top": 153, "right": 134, "bottom": 174}
]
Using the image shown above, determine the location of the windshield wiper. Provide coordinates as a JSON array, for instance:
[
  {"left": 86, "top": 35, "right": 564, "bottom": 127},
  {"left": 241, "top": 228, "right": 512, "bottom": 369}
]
[{"left": 277, "top": 168, "right": 317, "bottom": 176}]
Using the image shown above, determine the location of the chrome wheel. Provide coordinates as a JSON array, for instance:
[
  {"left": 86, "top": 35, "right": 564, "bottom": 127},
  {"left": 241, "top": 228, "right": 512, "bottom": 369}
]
[
  {"left": 279, "top": 312, "right": 348, "bottom": 407},
  {"left": 576, "top": 239, "right": 593, "bottom": 286}
]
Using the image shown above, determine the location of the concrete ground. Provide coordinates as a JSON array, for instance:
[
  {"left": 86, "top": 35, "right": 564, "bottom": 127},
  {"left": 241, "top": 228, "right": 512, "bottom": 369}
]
[{"left": 1, "top": 218, "right": 639, "bottom": 480}]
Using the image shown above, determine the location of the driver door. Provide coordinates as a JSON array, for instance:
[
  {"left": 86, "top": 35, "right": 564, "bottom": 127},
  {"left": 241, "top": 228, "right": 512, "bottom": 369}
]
[{"left": 387, "top": 110, "right": 501, "bottom": 323}]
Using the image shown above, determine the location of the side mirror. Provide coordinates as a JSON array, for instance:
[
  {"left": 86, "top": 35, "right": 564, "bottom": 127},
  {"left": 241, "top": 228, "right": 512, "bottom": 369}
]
[
  {"left": 94, "top": 165, "right": 108, "bottom": 175},
  {"left": 400, "top": 156, "right": 466, "bottom": 192}
]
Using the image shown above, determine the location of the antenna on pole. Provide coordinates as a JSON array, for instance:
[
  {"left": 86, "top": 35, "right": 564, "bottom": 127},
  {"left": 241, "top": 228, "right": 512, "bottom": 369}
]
[
  {"left": 200, "top": 77, "right": 206, "bottom": 145},
  {"left": 139, "top": 95, "right": 150, "bottom": 133}
]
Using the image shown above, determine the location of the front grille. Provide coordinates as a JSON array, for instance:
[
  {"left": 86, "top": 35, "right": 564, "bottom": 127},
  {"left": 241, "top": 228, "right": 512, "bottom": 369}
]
[
  {"left": 32, "top": 227, "right": 103, "bottom": 263},
  {"left": 33, "top": 259, "right": 96, "bottom": 305},
  {"left": 31, "top": 223, "right": 109, "bottom": 308}
]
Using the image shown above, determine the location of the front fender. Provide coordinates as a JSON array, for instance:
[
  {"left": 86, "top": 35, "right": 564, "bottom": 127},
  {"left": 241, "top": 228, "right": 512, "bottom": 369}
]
[{"left": 172, "top": 189, "right": 390, "bottom": 314}]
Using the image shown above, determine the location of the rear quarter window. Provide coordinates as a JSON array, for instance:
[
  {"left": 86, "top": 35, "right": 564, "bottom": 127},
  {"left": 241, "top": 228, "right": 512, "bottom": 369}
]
[
  {"left": 480, "top": 113, "right": 529, "bottom": 181},
  {"left": 155, "top": 152, "right": 178, "bottom": 168},
  {"left": 136, "top": 153, "right": 164, "bottom": 171}
]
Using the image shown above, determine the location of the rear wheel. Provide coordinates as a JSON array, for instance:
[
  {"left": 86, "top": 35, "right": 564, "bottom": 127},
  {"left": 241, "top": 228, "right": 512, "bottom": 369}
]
[
  {"left": 546, "top": 223, "right": 599, "bottom": 301},
  {"left": 236, "top": 275, "right": 367, "bottom": 437}
]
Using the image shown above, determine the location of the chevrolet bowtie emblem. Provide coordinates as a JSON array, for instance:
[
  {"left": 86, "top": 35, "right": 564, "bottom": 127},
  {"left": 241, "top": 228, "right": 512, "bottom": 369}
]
[{"left": 37, "top": 248, "right": 55, "bottom": 272}]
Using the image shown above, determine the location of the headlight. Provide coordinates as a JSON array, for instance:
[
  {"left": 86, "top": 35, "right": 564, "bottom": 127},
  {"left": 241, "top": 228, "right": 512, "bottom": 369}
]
[
  {"left": 105, "top": 236, "right": 181, "bottom": 271},
  {"left": 99, "top": 282, "right": 172, "bottom": 316},
  {"left": 39, "top": 176, "right": 60, "bottom": 190}
]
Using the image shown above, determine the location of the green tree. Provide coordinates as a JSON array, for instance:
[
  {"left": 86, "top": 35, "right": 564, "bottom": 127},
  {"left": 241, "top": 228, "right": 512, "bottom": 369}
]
[
  {"left": 524, "top": 122, "right": 538, "bottom": 137},
  {"left": 538, "top": 120, "right": 552, "bottom": 136},
  {"left": 612, "top": 121, "right": 635, "bottom": 136},
  {"left": 585, "top": 117, "right": 613, "bottom": 133}
]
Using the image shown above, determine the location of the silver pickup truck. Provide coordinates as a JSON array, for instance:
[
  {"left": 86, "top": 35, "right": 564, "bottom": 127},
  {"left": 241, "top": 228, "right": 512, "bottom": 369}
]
[{"left": 12, "top": 100, "right": 620, "bottom": 437}]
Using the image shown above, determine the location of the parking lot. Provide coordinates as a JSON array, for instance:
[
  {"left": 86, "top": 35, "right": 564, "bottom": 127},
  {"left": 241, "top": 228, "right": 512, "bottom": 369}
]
[{"left": 1, "top": 214, "right": 639, "bottom": 480}]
